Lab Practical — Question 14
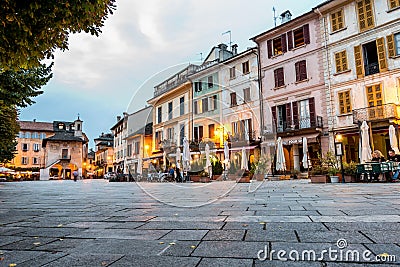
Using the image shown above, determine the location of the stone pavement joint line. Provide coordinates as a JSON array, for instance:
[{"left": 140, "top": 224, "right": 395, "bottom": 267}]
[{"left": 0, "top": 180, "right": 399, "bottom": 266}]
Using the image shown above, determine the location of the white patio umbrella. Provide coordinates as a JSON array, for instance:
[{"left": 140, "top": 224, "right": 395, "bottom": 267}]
[
  {"left": 163, "top": 151, "right": 167, "bottom": 170},
  {"left": 182, "top": 137, "right": 190, "bottom": 171},
  {"left": 176, "top": 147, "right": 181, "bottom": 169},
  {"left": 0, "top": 166, "right": 14, "bottom": 173},
  {"left": 137, "top": 157, "right": 142, "bottom": 175},
  {"left": 205, "top": 143, "right": 212, "bottom": 177},
  {"left": 241, "top": 147, "right": 248, "bottom": 170},
  {"left": 302, "top": 137, "right": 308, "bottom": 169},
  {"left": 276, "top": 137, "right": 286, "bottom": 172},
  {"left": 360, "top": 121, "right": 372, "bottom": 163},
  {"left": 389, "top": 125, "right": 400, "bottom": 154},
  {"left": 223, "top": 141, "right": 230, "bottom": 168}
]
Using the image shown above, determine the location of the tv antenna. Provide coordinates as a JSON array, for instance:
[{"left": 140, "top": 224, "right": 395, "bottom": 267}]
[
  {"left": 197, "top": 52, "right": 203, "bottom": 62},
  {"left": 273, "top": 7, "right": 277, "bottom": 27},
  {"left": 222, "top": 30, "right": 232, "bottom": 50}
]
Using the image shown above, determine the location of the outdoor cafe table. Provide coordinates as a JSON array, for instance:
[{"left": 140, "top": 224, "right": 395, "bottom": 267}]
[{"left": 356, "top": 161, "right": 399, "bottom": 181}]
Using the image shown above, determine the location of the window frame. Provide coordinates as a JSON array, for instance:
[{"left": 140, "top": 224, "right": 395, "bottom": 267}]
[
  {"left": 334, "top": 50, "right": 348, "bottom": 73},
  {"left": 356, "top": 0, "right": 375, "bottom": 32},
  {"left": 330, "top": 8, "right": 345, "bottom": 32},
  {"left": 243, "top": 88, "right": 251, "bottom": 102},
  {"left": 229, "top": 66, "right": 236, "bottom": 79},
  {"left": 388, "top": 0, "right": 400, "bottom": 10},
  {"left": 295, "top": 60, "right": 308, "bottom": 82},
  {"left": 157, "top": 106, "right": 162, "bottom": 124},
  {"left": 338, "top": 90, "right": 352, "bottom": 114},
  {"left": 242, "top": 61, "right": 250, "bottom": 74},
  {"left": 179, "top": 97, "right": 185, "bottom": 116},
  {"left": 230, "top": 92, "right": 237, "bottom": 107},
  {"left": 208, "top": 76, "right": 213, "bottom": 88},
  {"left": 366, "top": 84, "right": 383, "bottom": 107},
  {"left": 274, "top": 67, "right": 285, "bottom": 88}
]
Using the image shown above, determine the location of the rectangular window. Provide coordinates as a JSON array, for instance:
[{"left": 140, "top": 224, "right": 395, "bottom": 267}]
[
  {"left": 22, "top": 143, "right": 29, "bottom": 151},
  {"left": 198, "top": 99, "right": 203, "bottom": 114},
  {"left": 194, "top": 126, "right": 203, "bottom": 142},
  {"left": 208, "top": 124, "right": 215, "bottom": 139},
  {"left": 330, "top": 9, "right": 344, "bottom": 32},
  {"left": 295, "top": 60, "right": 307, "bottom": 82},
  {"left": 202, "top": 97, "right": 208, "bottom": 112},
  {"left": 274, "top": 67, "right": 285, "bottom": 87},
  {"left": 366, "top": 84, "right": 383, "bottom": 107},
  {"left": 134, "top": 142, "right": 139, "bottom": 155},
  {"left": 389, "top": 0, "right": 400, "bottom": 9},
  {"left": 243, "top": 88, "right": 251, "bottom": 102},
  {"left": 33, "top": 157, "right": 40, "bottom": 165},
  {"left": 179, "top": 124, "right": 185, "bottom": 146},
  {"left": 180, "top": 97, "right": 185, "bottom": 115},
  {"left": 213, "top": 95, "right": 218, "bottom": 110},
  {"left": 396, "top": 33, "right": 400, "bottom": 56},
  {"left": 62, "top": 149, "right": 68, "bottom": 159},
  {"left": 338, "top": 90, "right": 352, "bottom": 114},
  {"left": 242, "top": 61, "right": 250, "bottom": 74},
  {"left": 195, "top": 81, "right": 202, "bottom": 92},
  {"left": 335, "top": 51, "right": 348, "bottom": 72},
  {"left": 357, "top": 0, "right": 375, "bottom": 32},
  {"left": 230, "top": 92, "right": 237, "bottom": 106},
  {"left": 157, "top": 107, "right": 162, "bottom": 123},
  {"left": 209, "top": 96, "right": 215, "bottom": 111},
  {"left": 230, "top": 67, "right": 236, "bottom": 79},
  {"left": 194, "top": 100, "right": 198, "bottom": 115},
  {"left": 22, "top": 157, "right": 28, "bottom": 165},
  {"left": 208, "top": 76, "right": 213, "bottom": 88},
  {"left": 155, "top": 131, "right": 163, "bottom": 150},
  {"left": 168, "top": 102, "right": 173, "bottom": 120},
  {"left": 273, "top": 37, "right": 282, "bottom": 56},
  {"left": 276, "top": 105, "right": 287, "bottom": 132},
  {"left": 33, "top": 143, "right": 40, "bottom": 152},
  {"left": 127, "top": 144, "right": 132, "bottom": 157},
  {"left": 298, "top": 99, "right": 311, "bottom": 129},
  {"left": 167, "top": 128, "right": 174, "bottom": 140}
]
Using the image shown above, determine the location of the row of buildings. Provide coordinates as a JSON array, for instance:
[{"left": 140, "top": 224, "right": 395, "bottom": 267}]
[
  {"left": 7, "top": 0, "right": 400, "bottom": 178},
  {"left": 94, "top": 0, "right": 400, "bottom": 176}
]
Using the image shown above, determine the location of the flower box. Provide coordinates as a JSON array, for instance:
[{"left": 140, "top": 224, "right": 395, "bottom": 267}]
[{"left": 310, "top": 175, "right": 330, "bottom": 183}]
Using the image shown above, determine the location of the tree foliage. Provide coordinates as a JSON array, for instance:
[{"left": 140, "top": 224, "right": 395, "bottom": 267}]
[
  {"left": 0, "top": 0, "right": 116, "bottom": 70},
  {"left": 0, "top": 103, "right": 19, "bottom": 164}
]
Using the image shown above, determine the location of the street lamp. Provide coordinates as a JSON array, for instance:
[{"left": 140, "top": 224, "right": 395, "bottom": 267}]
[{"left": 335, "top": 134, "right": 345, "bottom": 184}]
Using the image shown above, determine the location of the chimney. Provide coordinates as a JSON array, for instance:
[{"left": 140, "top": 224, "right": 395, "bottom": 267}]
[
  {"left": 33, "top": 119, "right": 36, "bottom": 122},
  {"left": 117, "top": 116, "right": 121, "bottom": 122},
  {"left": 280, "top": 10, "right": 292, "bottom": 24},
  {"left": 232, "top": 44, "right": 238, "bottom": 55}
]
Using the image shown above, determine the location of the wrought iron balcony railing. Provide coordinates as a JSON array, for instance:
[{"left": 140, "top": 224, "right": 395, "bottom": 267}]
[
  {"left": 353, "top": 104, "right": 400, "bottom": 124},
  {"left": 276, "top": 116, "right": 323, "bottom": 133},
  {"left": 230, "top": 130, "right": 257, "bottom": 142},
  {"left": 365, "top": 62, "right": 379, "bottom": 76}
]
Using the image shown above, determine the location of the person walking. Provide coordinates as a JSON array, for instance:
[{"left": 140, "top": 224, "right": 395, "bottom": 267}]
[{"left": 73, "top": 170, "right": 78, "bottom": 182}]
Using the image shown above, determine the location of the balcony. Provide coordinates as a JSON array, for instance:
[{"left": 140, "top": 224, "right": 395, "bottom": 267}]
[
  {"left": 276, "top": 116, "right": 323, "bottom": 133},
  {"left": 353, "top": 104, "right": 400, "bottom": 124}
]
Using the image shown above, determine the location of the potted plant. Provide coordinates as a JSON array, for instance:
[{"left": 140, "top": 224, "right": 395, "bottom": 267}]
[
  {"left": 212, "top": 160, "right": 223, "bottom": 180},
  {"left": 343, "top": 161, "right": 357, "bottom": 182},
  {"left": 199, "top": 170, "right": 210, "bottom": 183},
  {"left": 309, "top": 152, "right": 331, "bottom": 183},
  {"left": 291, "top": 169, "right": 301, "bottom": 179},
  {"left": 250, "top": 156, "right": 270, "bottom": 181},
  {"left": 328, "top": 166, "right": 340, "bottom": 183}
]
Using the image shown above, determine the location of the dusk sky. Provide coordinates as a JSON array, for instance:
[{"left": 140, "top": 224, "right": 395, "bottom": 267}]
[{"left": 20, "top": 0, "right": 323, "bottom": 148}]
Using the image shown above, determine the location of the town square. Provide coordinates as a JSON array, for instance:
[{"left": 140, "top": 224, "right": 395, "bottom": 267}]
[{"left": 1, "top": 0, "right": 400, "bottom": 266}]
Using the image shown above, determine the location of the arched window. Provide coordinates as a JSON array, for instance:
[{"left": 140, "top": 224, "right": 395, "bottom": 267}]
[
  {"left": 40, "top": 133, "right": 46, "bottom": 139},
  {"left": 32, "top": 132, "right": 39, "bottom": 139},
  {"left": 25, "top": 132, "right": 31, "bottom": 139},
  {"left": 19, "top": 132, "right": 25, "bottom": 138}
]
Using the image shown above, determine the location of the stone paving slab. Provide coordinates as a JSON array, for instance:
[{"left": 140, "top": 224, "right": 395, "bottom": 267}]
[{"left": 1, "top": 180, "right": 400, "bottom": 266}]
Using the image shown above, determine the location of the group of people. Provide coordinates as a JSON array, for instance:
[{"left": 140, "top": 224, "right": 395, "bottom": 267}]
[
  {"left": 167, "top": 164, "right": 184, "bottom": 183},
  {"left": 370, "top": 149, "right": 400, "bottom": 182}
]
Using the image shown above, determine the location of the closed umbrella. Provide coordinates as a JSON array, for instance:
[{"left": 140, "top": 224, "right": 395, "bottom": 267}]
[
  {"left": 241, "top": 147, "right": 248, "bottom": 170},
  {"left": 360, "top": 121, "right": 372, "bottom": 163},
  {"left": 137, "top": 157, "right": 142, "bottom": 175},
  {"left": 176, "top": 147, "right": 181, "bottom": 169},
  {"left": 223, "top": 141, "right": 230, "bottom": 169},
  {"left": 302, "top": 137, "right": 308, "bottom": 169},
  {"left": 276, "top": 137, "right": 286, "bottom": 172},
  {"left": 205, "top": 143, "right": 212, "bottom": 177},
  {"left": 182, "top": 137, "right": 190, "bottom": 171},
  {"left": 389, "top": 125, "right": 400, "bottom": 154}
]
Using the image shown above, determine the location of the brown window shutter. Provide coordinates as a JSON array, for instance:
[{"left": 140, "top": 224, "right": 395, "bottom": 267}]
[
  {"left": 278, "top": 68, "right": 284, "bottom": 86},
  {"left": 194, "top": 100, "right": 198, "bottom": 114},
  {"left": 281, "top": 34, "right": 287, "bottom": 53},
  {"left": 285, "top": 103, "right": 292, "bottom": 126},
  {"left": 387, "top": 34, "right": 395, "bottom": 58},
  {"left": 274, "top": 69, "right": 279, "bottom": 88},
  {"left": 354, "top": 45, "right": 364, "bottom": 78},
  {"left": 292, "top": 102, "right": 298, "bottom": 129},
  {"left": 271, "top": 106, "right": 277, "bottom": 130},
  {"left": 287, "top": 31, "right": 293, "bottom": 50},
  {"left": 300, "top": 60, "right": 307, "bottom": 80},
  {"left": 376, "top": 37, "right": 388, "bottom": 72},
  {"left": 267, "top": 40, "right": 272, "bottom": 58},
  {"left": 303, "top": 24, "right": 310, "bottom": 44},
  {"left": 295, "top": 62, "right": 300, "bottom": 81},
  {"left": 308, "top": 98, "right": 316, "bottom": 126}
]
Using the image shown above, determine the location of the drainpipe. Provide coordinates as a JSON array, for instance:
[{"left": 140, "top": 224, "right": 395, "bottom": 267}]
[
  {"left": 252, "top": 46, "right": 265, "bottom": 156},
  {"left": 314, "top": 7, "right": 334, "bottom": 152}
]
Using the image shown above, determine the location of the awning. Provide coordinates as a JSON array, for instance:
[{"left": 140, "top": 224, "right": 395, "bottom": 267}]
[
  {"left": 229, "top": 145, "right": 258, "bottom": 151},
  {"left": 142, "top": 154, "right": 163, "bottom": 161}
]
